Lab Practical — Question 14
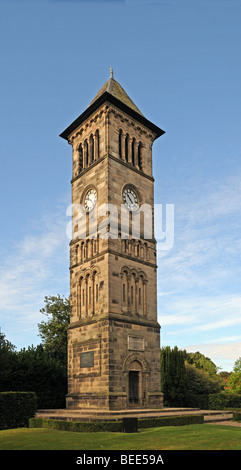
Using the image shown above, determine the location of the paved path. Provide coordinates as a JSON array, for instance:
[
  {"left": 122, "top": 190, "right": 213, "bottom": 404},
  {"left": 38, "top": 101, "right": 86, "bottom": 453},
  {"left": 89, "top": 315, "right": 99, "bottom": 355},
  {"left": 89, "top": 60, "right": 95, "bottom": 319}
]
[{"left": 209, "top": 420, "right": 241, "bottom": 427}]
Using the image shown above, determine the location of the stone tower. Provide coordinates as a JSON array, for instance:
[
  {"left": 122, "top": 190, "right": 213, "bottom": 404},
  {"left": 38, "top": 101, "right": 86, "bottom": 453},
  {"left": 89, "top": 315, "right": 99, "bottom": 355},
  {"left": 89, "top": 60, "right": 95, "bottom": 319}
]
[{"left": 60, "top": 70, "right": 165, "bottom": 410}]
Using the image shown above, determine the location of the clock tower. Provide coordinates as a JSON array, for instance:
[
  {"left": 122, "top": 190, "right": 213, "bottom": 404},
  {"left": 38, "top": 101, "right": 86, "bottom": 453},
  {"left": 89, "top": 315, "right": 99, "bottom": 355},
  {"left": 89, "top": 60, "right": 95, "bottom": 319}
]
[{"left": 60, "top": 70, "right": 165, "bottom": 410}]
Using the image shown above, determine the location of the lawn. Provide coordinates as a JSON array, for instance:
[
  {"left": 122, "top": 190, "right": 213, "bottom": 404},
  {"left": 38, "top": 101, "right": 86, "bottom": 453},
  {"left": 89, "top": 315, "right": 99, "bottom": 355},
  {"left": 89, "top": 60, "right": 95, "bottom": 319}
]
[{"left": 0, "top": 424, "right": 241, "bottom": 450}]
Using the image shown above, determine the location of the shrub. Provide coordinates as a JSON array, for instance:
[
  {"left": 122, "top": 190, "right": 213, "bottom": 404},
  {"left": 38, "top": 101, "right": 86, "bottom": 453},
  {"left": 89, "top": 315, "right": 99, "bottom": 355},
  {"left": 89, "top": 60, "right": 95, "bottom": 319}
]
[
  {"left": 139, "top": 414, "right": 204, "bottom": 428},
  {"left": 233, "top": 412, "right": 241, "bottom": 422},
  {"left": 186, "top": 394, "right": 210, "bottom": 409},
  {"left": 29, "top": 418, "right": 122, "bottom": 432},
  {"left": 208, "top": 392, "right": 241, "bottom": 410},
  {"left": 29, "top": 414, "right": 204, "bottom": 432},
  {"left": 0, "top": 392, "right": 37, "bottom": 430}
]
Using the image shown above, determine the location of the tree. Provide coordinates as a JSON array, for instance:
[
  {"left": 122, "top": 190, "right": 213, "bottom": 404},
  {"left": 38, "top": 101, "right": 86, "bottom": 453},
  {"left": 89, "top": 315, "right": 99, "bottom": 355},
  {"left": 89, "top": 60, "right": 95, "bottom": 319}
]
[
  {"left": 0, "top": 330, "right": 16, "bottom": 391},
  {"left": 38, "top": 295, "right": 70, "bottom": 366},
  {"left": 227, "top": 357, "right": 241, "bottom": 394},
  {"left": 10, "top": 345, "right": 67, "bottom": 408},
  {"left": 161, "top": 346, "right": 189, "bottom": 406},
  {"left": 185, "top": 362, "right": 222, "bottom": 395},
  {"left": 185, "top": 351, "right": 219, "bottom": 377}
]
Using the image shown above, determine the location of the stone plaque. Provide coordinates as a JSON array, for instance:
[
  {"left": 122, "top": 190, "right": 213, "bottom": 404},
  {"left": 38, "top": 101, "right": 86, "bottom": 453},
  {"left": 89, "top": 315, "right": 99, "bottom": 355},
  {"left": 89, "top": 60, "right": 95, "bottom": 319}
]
[
  {"left": 128, "top": 336, "right": 144, "bottom": 351},
  {"left": 80, "top": 351, "right": 94, "bottom": 368}
]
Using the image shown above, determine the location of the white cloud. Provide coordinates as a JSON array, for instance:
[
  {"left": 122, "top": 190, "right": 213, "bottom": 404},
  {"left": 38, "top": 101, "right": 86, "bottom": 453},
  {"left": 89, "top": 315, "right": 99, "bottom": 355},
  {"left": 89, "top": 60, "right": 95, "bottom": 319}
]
[
  {"left": 0, "top": 205, "right": 69, "bottom": 348},
  {"left": 185, "top": 340, "right": 241, "bottom": 371}
]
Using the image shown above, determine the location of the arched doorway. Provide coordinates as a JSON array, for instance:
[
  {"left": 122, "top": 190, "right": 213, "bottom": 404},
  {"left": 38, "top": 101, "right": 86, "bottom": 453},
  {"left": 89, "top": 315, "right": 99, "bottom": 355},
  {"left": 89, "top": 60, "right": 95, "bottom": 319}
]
[{"left": 128, "top": 360, "right": 142, "bottom": 406}]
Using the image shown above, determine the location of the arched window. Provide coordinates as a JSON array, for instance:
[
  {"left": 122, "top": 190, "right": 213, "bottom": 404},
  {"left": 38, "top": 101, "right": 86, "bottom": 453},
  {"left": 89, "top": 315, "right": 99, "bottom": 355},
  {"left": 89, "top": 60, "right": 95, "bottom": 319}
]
[
  {"left": 119, "top": 129, "right": 122, "bottom": 159},
  {"left": 95, "top": 129, "right": 100, "bottom": 159},
  {"left": 94, "top": 269, "right": 100, "bottom": 315},
  {"left": 78, "top": 143, "right": 83, "bottom": 173},
  {"left": 132, "top": 138, "right": 135, "bottom": 166},
  {"left": 90, "top": 134, "right": 94, "bottom": 164},
  {"left": 78, "top": 275, "right": 84, "bottom": 318},
  {"left": 122, "top": 270, "right": 128, "bottom": 308},
  {"left": 125, "top": 134, "right": 129, "bottom": 162},
  {"left": 84, "top": 140, "right": 89, "bottom": 167},
  {"left": 138, "top": 142, "right": 142, "bottom": 170},
  {"left": 75, "top": 244, "right": 79, "bottom": 264}
]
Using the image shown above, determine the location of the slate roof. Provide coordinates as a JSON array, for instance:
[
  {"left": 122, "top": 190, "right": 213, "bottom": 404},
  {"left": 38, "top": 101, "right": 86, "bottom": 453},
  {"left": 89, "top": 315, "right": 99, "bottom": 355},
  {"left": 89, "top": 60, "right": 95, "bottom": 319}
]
[
  {"left": 60, "top": 69, "right": 165, "bottom": 141},
  {"left": 88, "top": 69, "right": 144, "bottom": 117}
]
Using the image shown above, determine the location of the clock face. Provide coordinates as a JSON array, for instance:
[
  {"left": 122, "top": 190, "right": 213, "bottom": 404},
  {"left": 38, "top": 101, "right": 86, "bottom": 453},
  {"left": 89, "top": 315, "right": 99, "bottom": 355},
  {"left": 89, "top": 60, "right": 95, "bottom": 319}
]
[
  {"left": 123, "top": 187, "right": 138, "bottom": 211},
  {"left": 84, "top": 188, "right": 97, "bottom": 212}
]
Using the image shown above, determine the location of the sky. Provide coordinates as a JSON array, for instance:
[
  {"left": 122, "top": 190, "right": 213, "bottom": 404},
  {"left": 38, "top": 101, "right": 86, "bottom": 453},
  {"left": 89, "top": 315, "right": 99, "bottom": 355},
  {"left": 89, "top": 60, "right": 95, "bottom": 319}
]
[{"left": 0, "top": 0, "right": 241, "bottom": 372}]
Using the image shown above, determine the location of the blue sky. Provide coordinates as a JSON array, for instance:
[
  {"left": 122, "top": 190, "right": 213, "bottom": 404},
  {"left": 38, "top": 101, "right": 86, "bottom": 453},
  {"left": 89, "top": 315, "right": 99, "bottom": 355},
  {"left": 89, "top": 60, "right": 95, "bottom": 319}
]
[{"left": 0, "top": 0, "right": 241, "bottom": 371}]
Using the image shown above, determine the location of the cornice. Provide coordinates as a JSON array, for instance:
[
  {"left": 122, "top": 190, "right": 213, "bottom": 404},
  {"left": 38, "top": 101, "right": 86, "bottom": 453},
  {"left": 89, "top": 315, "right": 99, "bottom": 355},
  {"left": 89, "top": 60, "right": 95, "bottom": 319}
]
[{"left": 71, "top": 153, "right": 154, "bottom": 185}]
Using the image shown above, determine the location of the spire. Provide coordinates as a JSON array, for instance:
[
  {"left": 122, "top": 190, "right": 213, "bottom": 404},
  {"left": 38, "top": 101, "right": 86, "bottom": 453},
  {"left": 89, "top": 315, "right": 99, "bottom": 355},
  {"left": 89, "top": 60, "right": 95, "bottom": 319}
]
[{"left": 88, "top": 70, "right": 144, "bottom": 116}]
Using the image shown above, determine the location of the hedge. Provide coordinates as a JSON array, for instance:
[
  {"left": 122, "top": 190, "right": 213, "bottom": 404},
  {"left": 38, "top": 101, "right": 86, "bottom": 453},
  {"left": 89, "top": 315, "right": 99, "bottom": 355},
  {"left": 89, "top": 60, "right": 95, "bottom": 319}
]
[
  {"left": 186, "top": 392, "right": 241, "bottom": 410},
  {"left": 233, "top": 412, "right": 241, "bottom": 422},
  {"left": 208, "top": 392, "right": 241, "bottom": 410},
  {"left": 186, "top": 394, "right": 210, "bottom": 409},
  {"left": 138, "top": 414, "right": 204, "bottom": 429},
  {"left": 29, "top": 414, "right": 204, "bottom": 433},
  {"left": 0, "top": 392, "right": 37, "bottom": 430}
]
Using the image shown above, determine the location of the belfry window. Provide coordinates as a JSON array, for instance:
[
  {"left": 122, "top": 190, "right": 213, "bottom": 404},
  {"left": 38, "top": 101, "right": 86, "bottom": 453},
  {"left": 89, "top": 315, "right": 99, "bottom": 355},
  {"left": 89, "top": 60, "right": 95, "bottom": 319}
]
[
  {"left": 131, "top": 286, "right": 134, "bottom": 305},
  {"left": 96, "top": 284, "right": 99, "bottom": 302},
  {"left": 139, "top": 288, "right": 142, "bottom": 306},
  {"left": 90, "top": 134, "right": 94, "bottom": 164},
  {"left": 123, "top": 284, "right": 126, "bottom": 302},
  {"left": 84, "top": 140, "right": 89, "bottom": 167},
  {"left": 95, "top": 129, "right": 100, "bottom": 160},
  {"left": 138, "top": 143, "right": 142, "bottom": 170},
  {"left": 78, "top": 144, "right": 83, "bottom": 172},
  {"left": 119, "top": 129, "right": 122, "bottom": 159},
  {"left": 125, "top": 134, "right": 129, "bottom": 162},
  {"left": 132, "top": 138, "right": 135, "bottom": 165}
]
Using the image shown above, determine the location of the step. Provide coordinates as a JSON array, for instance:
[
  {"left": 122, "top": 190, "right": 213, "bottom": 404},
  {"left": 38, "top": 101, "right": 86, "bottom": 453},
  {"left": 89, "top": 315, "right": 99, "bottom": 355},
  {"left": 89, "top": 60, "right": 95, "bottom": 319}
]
[
  {"left": 35, "top": 408, "right": 233, "bottom": 424},
  {"left": 36, "top": 407, "right": 200, "bottom": 420},
  {"left": 204, "top": 412, "right": 233, "bottom": 423}
]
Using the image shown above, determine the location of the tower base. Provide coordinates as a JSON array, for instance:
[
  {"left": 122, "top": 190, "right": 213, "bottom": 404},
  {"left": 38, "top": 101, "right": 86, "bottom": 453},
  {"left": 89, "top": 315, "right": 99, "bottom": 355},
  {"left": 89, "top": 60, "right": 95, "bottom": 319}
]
[{"left": 66, "top": 392, "right": 164, "bottom": 410}]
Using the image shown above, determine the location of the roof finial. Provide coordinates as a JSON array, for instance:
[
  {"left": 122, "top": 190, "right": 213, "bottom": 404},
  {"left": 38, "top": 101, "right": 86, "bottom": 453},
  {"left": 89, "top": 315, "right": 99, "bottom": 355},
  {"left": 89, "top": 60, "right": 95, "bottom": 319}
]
[{"left": 110, "top": 67, "right": 113, "bottom": 78}]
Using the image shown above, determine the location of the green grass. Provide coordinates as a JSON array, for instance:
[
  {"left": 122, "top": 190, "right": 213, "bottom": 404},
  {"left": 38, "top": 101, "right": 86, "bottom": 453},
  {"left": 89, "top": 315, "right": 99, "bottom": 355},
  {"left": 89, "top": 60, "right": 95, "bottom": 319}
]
[{"left": 0, "top": 424, "right": 241, "bottom": 450}]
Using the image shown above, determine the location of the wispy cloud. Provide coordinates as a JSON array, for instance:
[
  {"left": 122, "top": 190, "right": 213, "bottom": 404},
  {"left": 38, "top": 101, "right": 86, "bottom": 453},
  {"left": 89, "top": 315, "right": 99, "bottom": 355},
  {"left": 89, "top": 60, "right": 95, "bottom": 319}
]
[
  {"left": 185, "top": 340, "right": 241, "bottom": 371},
  {"left": 0, "top": 203, "right": 69, "bottom": 348},
  {"left": 157, "top": 166, "right": 241, "bottom": 370}
]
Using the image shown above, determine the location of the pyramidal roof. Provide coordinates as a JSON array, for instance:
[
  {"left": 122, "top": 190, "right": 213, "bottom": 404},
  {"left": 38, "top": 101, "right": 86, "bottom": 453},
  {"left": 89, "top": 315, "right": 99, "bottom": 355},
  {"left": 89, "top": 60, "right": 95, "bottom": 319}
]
[
  {"left": 60, "top": 69, "right": 165, "bottom": 141},
  {"left": 88, "top": 68, "right": 144, "bottom": 117}
]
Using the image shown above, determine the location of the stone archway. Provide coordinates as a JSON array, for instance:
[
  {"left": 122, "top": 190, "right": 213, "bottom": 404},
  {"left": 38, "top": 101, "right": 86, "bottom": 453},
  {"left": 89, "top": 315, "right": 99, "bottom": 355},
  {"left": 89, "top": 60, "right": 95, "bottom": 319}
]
[{"left": 123, "top": 353, "right": 149, "bottom": 407}]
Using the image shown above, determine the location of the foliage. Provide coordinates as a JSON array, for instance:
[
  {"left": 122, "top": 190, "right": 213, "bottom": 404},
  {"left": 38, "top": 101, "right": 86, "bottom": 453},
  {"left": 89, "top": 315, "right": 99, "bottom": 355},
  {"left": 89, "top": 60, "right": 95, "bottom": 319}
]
[
  {"left": 185, "top": 362, "right": 222, "bottom": 395},
  {"left": 0, "top": 392, "right": 37, "bottom": 430},
  {"left": 38, "top": 295, "right": 70, "bottom": 366},
  {"left": 138, "top": 414, "right": 204, "bottom": 428},
  {"left": 1, "top": 344, "right": 67, "bottom": 408},
  {"left": 29, "top": 414, "right": 204, "bottom": 433},
  {"left": 185, "top": 393, "right": 210, "bottom": 409},
  {"left": 208, "top": 392, "right": 241, "bottom": 410},
  {"left": 0, "top": 331, "right": 16, "bottom": 389},
  {"left": 185, "top": 351, "right": 219, "bottom": 376},
  {"left": 29, "top": 418, "right": 122, "bottom": 433},
  {"left": 233, "top": 412, "right": 241, "bottom": 422},
  {"left": 227, "top": 357, "right": 241, "bottom": 394},
  {"left": 10, "top": 345, "right": 67, "bottom": 408},
  {"left": 161, "top": 346, "right": 189, "bottom": 406}
]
